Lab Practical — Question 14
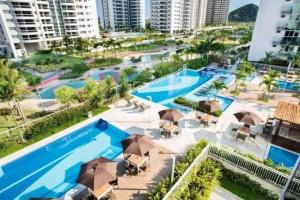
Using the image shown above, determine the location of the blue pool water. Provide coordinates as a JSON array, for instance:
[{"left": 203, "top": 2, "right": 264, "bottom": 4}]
[
  {"left": 132, "top": 68, "right": 234, "bottom": 112},
  {"left": 132, "top": 69, "right": 212, "bottom": 104},
  {"left": 278, "top": 80, "right": 299, "bottom": 92},
  {"left": 40, "top": 80, "right": 86, "bottom": 99},
  {"left": 267, "top": 145, "right": 299, "bottom": 168},
  {"left": 0, "top": 120, "right": 129, "bottom": 200}
]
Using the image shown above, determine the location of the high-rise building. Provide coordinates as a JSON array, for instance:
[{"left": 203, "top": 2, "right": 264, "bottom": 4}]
[
  {"left": 248, "top": 0, "right": 299, "bottom": 61},
  {"left": 0, "top": 0, "right": 99, "bottom": 58},
  {"left": 205, "top": 0, "right": 230, "bottom": 25},
  {"left": 97, "top": 0, "right": 145, "bottom": 32},
  {"left": 150, "top": 0, "right": 207, "bottom": 34}
]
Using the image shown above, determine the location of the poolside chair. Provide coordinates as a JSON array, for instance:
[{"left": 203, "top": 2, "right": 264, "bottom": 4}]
[
  {"left": 125, "top": 98, "right": 132, "bottom": 106},
  {"left": 132, "top": 101, "right": 139, "bottom": 109},
  {"left": 139, "top": 103, "right": 149, "bottom": 112},
  {"left": 173, "top": 127, "right": 182, "bottom": 136}
]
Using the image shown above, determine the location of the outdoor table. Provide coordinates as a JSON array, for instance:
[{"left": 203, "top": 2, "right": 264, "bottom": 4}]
[
  {"left": 236, "top": 127, "right": 251, "bottom": 142},
  {"left": 162, "top": 123, "right": 178, "bottom": 137},
  {"left": 127, "top": 155, "right": 150, "bottom": 173}
]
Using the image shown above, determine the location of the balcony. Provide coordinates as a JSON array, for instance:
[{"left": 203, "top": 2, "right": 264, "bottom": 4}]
[{"left": 281, "top": 6, "right": 292, "bottom": 15}]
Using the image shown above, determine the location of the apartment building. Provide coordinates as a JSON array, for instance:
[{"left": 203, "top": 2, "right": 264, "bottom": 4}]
[
  {"left": 97, "top": 0, "right": 145, "bottom": 32},
  {"left": 205, "top": 0, "right": 229, "bottom": 25},
  {"left": 150, "top": 0, "right": 207, "bottom": 34},
  {"left": 0, "top": 0, "right": 99, "bottom": 58},
  {"left": 248, "top": 0, "right": 299, "bottom": 61}
]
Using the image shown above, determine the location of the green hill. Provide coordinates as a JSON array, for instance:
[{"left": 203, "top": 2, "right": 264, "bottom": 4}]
[{"left": 229, "top": 4, "right": 259, "bottom": 22}]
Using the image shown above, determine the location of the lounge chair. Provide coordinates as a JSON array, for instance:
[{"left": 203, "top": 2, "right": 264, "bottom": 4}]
[
  {"left": 173, "top": 127, "right": 182, "bottom": 136},
  {"left": 139, "top": 103, "right": 149, "bottom": 112},
  {"left": 91, "top": 183, "right": 113, "bottom": 200},
  {"left": 125, "top": 98, "right": 132, "bottom": 106},
  {"left": 132, "top": 101, "right": 139, "bottom": 109}
]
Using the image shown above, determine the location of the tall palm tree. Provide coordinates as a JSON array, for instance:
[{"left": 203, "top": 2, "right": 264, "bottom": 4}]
[
  {"left": 260, "top": 75, "right": 278, "bottom": 100},
  {"left": 267, "top": 69, "right": 281, "bottom": 79},
  {"left": 234, "top": 70, "right": 246, "bottom": 91},
  {"left": 209, "top": 80, "right": 227, "bottom": 100},
  {"left": 287, "top": 53, "right": 300, "bottom": 71},
  {"left": 262, "top": 51, "right": 273, "bottom": 65},
  {"left": 240, "top": 61, "right": 256, "bottom": 83},
  {"left": 171, "top": 54, "right": 183, "bottom": 65},
  {"left": 92, "top": 39, "right": 100, "bottom": 59},
  {"left": 62, "top": 35, "right": 72, "bottom": 68}
]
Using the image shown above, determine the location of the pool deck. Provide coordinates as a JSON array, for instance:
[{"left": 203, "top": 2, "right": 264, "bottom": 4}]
[{"left": 102, "top": 98, "right": 272, "bottom": 158}]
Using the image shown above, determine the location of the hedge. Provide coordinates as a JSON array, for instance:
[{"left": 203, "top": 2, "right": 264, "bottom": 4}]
[
  {"left": 174, "top": 97, "right": 222, "bottom": 117},
  {"left": 148, "top": 140, "right": 208, "bottom": 200},
  {"left": 0, "top": 104, "right": 108, "bottom": 158},
  {"left": 220, "top": 165, "right": 279, "bottom": 200}
]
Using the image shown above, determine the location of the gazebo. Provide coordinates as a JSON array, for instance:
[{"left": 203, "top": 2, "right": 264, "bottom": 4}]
[{"left": 271, "top": 101, "right": 300, "bottom": 153}]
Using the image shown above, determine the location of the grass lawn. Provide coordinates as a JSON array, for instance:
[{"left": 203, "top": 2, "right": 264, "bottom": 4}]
[
  {"left": 88, "top": 57, "right": 123, "bottom": 68},
  {"left": 24, "top": 52, "right": 84, "bottom": 73},
  {"left": 220, "top": 175, "right": 273, "bottom": 200},
  {"left": 0, "top": 106, "right": 108, "bottom": 158},
  {"left": 126, "top": 43, "right": 162, "bottom": 51},
  {"left": 0, "top": 110, "right": 37, "bottom": 132}
]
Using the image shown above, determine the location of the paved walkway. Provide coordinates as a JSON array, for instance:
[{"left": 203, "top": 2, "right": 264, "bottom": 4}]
[{"left": 210, "top": 187, "right": 243, "bottom": 200}]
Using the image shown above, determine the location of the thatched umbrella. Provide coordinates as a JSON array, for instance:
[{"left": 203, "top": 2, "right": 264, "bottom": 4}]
[
  {"left": 76, "top": 157, "right": 117, "bottom": 190},
  {"left": 198, "top": 100, "right": 221, "bottom": 113},
  {"left": 158, "top": 109, "right": 183, "bottom": 122},
  {"left": 121, "top": 134, "right": 154, "bottom": 157},
  {"left": 234, "top": 111, "right": 263, "bottom": 126}
]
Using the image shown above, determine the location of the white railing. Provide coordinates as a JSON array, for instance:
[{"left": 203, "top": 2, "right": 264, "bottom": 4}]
[
  {"left": 162, "top": 144, "right": 300, "bottom": 199},
  {"left": 162, "top": 145, "right": 209, "bottom": 200},
  {"left": 208, "top": 145, "right": 300, "bottom": 196}
]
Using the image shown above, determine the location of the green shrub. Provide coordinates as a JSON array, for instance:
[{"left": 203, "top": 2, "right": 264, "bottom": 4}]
[
  {"left": 220, "top": 165, "right": 278, "bottom": 200},
  {"left": 60, "top": 63, "right": 89, "bottom": 79},
  {"left": 173, "top": 159, "right": 221, "bottom": 200},
  {"left": 153, "top": 61, "right": 181, "bottom": 78},
  {"left": 23, "top": 104, "right": 105, "bottom": 140},
  {"left": 88, "top": 57, "right": 122, "bottom": 68},
  {"left": 186, "top": 58, "right": 209, "bottom": 70},
  {"left": 132, "top": 68, "right": 153, "bottom": 86},
  {"left": 38, "top": 49, "right": 52, "bottom": 54},
  {"left": 148, "top": 140, "right": 208, "bottom": 200},
  {"left": 174, "top": 97, "right": 222, "bottom": 117}
]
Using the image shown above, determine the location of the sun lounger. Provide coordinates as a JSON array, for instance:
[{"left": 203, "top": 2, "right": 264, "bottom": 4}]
[
  {"left": 125, "top": 98, "right": 132, "bottom": 106},
  {"left": 139, "top": 103, "right": 149, "bottom": 112},
  {"left": 132, "top": 100, "right": 139, "bottom": 109}
]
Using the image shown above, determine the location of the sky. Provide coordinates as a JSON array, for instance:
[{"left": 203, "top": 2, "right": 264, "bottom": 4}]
[{"left": 145, "top": 0, "right": 260, "bottom": 19}]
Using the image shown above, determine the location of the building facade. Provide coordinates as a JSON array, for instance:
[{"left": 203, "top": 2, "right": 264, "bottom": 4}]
[
  {"left": 150, "top": 0, "right": 207, "bottom": 34},
  {"left": 97, "top": 0, "right": 145, "bottom": 32},
  {"left": 248, "top": 0, "right": 299, "bottom": 61},
  {"left": 0, "top": 0, "right": 99, "bottom": 58},
  {"left": 205, "top": 0, "right": 229, "bottom": 25}
]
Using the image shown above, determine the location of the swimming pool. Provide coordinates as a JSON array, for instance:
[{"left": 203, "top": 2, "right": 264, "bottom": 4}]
[
  {"left": 0, "top": 119, "right": 129, "bottom": 200},
  {"left": 267, "top": 145, "right": 299, "bottom": 168},
  {"left": 278, "top": 80, "right": 299, "bottom": 92},
  {"left": 40, "top": 80, "right": 86, "bottom": 99},
  {"left": 132, "top": 68, "right": 234, "bottom": 113},
  {"left": 132, "top": 69, "right": 213, "bottom": 104}
]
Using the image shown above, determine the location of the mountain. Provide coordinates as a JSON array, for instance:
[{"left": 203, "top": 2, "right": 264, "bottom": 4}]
[{"left": 228, "top": 4, "right": 259, "bottom": 22}]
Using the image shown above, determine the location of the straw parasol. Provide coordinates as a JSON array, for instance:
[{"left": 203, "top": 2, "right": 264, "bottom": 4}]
[
  {"left": 234, "top": 111, "right": 263, "bottom": 126},
  {"left": 158, "top": 109, "right": 183, "bottom": 122},
  {"left": 76, "top": 157, "right": 117, "bottom": 190},
  {"left": 198, "top": 100, "right": 221, "bottom": 113},
  {"left": 121, "top": 134, "right": 154, "bottom": 157}
]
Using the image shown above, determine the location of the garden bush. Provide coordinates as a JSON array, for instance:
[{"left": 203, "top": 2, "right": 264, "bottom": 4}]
[
  {"left": 148, "top": 140, "right": 208, "bottom": 200},
  {"left": 132, "top": 68, "right": 153, "bottom": 86},
  {"left": 220, "top": 165, "right": 278, "bottom": 200},
  {"left": 174, "top": 97, "right": 222, "bottom": 117},
  {"left": 60, "top": 63, "right": 89, "bottom": 79},
  {"left": 23, "top": 104, "right": 106, "bottom": 140},
  {"left": 172, "top": 159, "right": 221, "bottom": 200},
  {"left": 38, "top": 49, "right": 52, "bottom": 54},
  {"left": 153, "top": 61, "right": 181, "bottom": 78},
  {"left": 186, "top": 58, "right": 209, "bottom": 70},
  {"left": 88, "top": 57, "right": 122, "bottom": 68}
]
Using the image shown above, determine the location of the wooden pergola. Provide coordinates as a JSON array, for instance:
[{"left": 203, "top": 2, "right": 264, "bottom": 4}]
[{"left": 272, "top": 101, "right": 300, "bottom": 153}]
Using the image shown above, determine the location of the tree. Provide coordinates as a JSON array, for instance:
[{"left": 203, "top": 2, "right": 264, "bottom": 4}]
[
  {"left": 209, "top": 80, "right": 227, "bottom": 100},
  {"left": 62, "top": 35, "right": 72, "bottom": 68},
  {"left": 103, "top": 75, "right": 116, "bottom": 100},
  {"left": 260, "top": 75, "right": 278, "bottom": 100},
  {"left": 119, "top": 71, "right": 129, "bottom": 97},
  {"left": 55, "top": 86, "right": 75, "bottom": 106},
  {"left": 234, "top": 70, "right": 246, "bottom": 92},
  {"left": 171, "top": 54, "right": 183, "bottom": 65},
  {"left": 287, "top": 53, "right": 300, "bottom": 71},
  {"left": 267, "top": 69, "right": 281, "bottom": 79},
  {"left": 240, "top": 61, "right": 256, "bottom": 84},
  {"left": 83, "top": 79, "right": 104, "bottom": 107},
  {"left": 0, "top": 59, "right": 28, "bottom": 141},
  {"left": 262, "top": 51, "right": 273, "bottom": 65},
  {"left": 133, "top": 68, "right": 153, "bottom": 86}
]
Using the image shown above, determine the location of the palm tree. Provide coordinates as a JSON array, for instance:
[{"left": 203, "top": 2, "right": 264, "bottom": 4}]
[
  {"left": 92, "top": 39, "right": 100, "bottom": 59},
  {"left": 234, "top": 70, "right": 246, "bottom": 92},
  {"left": 171, "top": 54, "right": 183, "bottom": 65},
  {"left": 209, "top": 80, "right": 227, "bottom": 100},
  {"left": 62, "top": 35, "right": 72, "bottom": 67},
  {"left": 260, "top": 75, "right": 278, "bottom": 100},
  {"left": 262, "top": 51, "right": 273, "bottom": 65},
  {"left": 240, "top": 61, "right": 256, "bottom": 84},
  {"left": 267, "top": 69, "right": 281, "bottom": 79},
  {"left": 287, "top": 53, "right": 300, "bottom": 71}
]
